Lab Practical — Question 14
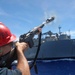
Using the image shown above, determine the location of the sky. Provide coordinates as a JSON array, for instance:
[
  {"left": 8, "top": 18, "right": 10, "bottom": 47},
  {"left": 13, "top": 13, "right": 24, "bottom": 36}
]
[{"left": 0, "top": 0, "right": 75, "bottom": 39}]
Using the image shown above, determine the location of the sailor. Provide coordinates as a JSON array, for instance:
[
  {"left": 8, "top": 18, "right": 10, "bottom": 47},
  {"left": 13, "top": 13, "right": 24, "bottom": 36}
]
[
  {"left": 0, "top": 22, "right": 41, "bottom": 75},
  {"left": 0, "top": 22, "right": 31, "bottom": 75}
]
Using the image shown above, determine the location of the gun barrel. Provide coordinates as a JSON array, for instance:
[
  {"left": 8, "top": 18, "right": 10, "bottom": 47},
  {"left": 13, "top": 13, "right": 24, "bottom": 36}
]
[
  {"left": 38, "top": 16, "right": 55, "bottom": 28},
  {"left": 30, "top": 16, "right": 55, "bottom": 33},
  {"left": 46, "top": 17, "right": 55, "bottom": 23}
]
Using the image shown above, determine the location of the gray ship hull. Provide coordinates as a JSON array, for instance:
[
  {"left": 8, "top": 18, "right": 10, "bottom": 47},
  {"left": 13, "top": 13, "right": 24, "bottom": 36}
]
[{"left": 25, "top": 39, "right": 75, "bottom": 60}]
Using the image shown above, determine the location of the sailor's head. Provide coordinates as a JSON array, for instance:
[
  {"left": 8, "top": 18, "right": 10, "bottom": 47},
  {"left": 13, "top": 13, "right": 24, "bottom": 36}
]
[{"left": 0, "top": 22, "right": 16, "bottom": 56}]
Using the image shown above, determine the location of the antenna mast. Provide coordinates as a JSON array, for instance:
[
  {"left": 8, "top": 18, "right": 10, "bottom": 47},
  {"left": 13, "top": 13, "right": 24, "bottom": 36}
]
[{"left": 58, "top": 26, "right": 61, "bottom": 35}]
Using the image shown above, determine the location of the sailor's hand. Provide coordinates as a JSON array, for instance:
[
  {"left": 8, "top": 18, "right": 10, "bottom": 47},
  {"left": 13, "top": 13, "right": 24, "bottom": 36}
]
[
  {"left": 36, "top": 28, "right": 42, "bottom": 34},
  {"left": 15, "top": 42, "right": 29, "bottom": 52}
]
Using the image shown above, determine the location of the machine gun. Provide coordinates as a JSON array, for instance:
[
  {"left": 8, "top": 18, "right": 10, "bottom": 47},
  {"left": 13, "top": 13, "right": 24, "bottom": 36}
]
[
  {"left": 0, "top": 16, "right": 55, "bottom": 70},
  {"left": 19, "top": 17, "right": 55, "bottom": 48}
]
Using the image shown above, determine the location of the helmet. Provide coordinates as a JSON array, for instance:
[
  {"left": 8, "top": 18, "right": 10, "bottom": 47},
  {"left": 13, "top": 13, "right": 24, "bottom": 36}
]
[{"left": 0, "top": 22, "right": 16, "bottom": 47}]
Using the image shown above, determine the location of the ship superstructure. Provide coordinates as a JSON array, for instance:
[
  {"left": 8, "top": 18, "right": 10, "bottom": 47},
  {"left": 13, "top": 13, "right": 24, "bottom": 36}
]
[{"left": 25, "top": 27, "right": 75, "bottom": 60}]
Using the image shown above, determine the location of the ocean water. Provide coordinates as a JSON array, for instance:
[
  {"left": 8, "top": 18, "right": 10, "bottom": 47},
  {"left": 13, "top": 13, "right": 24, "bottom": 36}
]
[
  {"left": 12, "top": 58, "right": 75, "bottom": 75},
  {"left": 30, "top": 59, "right": 75, "bottom": 75}
]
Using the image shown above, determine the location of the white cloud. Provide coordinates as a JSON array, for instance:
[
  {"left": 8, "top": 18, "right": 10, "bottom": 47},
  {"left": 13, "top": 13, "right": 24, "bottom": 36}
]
[
  {"left": 70, "top": 31, "right": 75, "bottom": 37},
  {"left": 62, "top": 30, "right": 75, "bottom": 39}
]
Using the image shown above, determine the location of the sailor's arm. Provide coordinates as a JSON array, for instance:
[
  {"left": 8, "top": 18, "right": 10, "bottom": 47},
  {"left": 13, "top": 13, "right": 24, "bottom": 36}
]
[{"left": 16, "top": 42, "right": 30, "bottom": 75}]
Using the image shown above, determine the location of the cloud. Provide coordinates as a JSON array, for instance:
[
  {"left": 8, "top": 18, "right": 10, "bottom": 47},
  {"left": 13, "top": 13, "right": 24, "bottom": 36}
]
[
  {"left": 0, "top": 8, "right": 32, "bottom": 25},
  {"left": 62, "top": 30, "right": 75, "bottom": 39},
  {"left": 41, "top": 0, "right": 75, "bottom": 21},
  {"left": 70, "top": 31, "right": 75, "bottom": 37}
]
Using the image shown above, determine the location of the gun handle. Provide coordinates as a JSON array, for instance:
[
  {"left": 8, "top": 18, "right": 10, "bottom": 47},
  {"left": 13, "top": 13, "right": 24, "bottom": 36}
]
[{"left": 28, "top": 38, "right": 34, "bottom": 48}]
